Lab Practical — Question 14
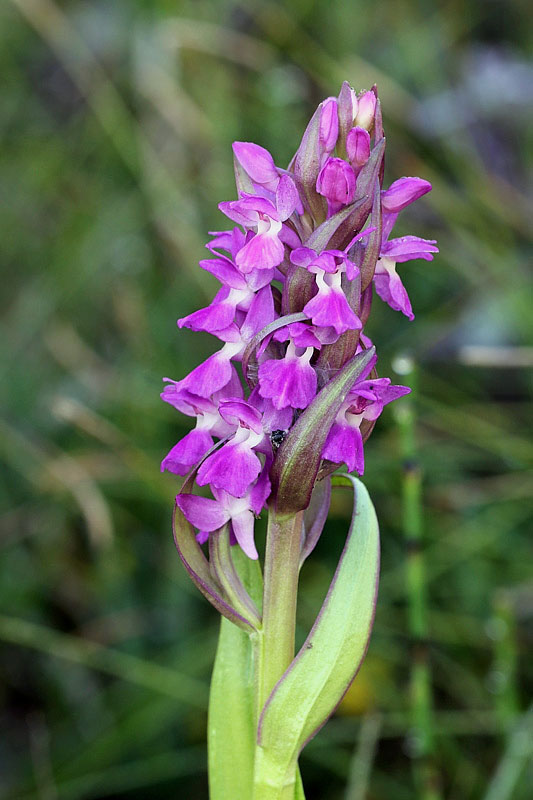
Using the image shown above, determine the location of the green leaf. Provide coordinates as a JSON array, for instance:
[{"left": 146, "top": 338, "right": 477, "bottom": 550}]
[
  {"left": 208, "top": 548, "right": 263, "bottom": 800},
  {"left": 271, "top": 348, "right": 376, "bottom": 516},
  {"left": 255, "top": 477, "right": 380, "bottom": 787}
]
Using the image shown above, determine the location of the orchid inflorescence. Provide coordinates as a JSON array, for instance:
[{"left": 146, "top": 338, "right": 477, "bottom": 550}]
[{"left": 161, "top": 82, "right": 437, "bottom": 561}]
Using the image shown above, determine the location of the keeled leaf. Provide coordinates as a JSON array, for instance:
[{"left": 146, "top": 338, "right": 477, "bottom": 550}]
[
  {"left": 208, "top": 549, "right": 263, "bottom": 800},
  {"left": 255, "top": 476, "right": 380, "bottom": 786}
]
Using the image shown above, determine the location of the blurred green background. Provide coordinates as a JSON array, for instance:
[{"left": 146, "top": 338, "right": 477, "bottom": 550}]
[{"left": 1, "top": 1, "right": 532, "bottom": 798}]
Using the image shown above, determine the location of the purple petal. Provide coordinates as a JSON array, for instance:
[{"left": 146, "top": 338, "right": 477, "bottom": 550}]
[
  {"left": 178, "top": 350, "right": 238, "bottom": 397},
  {"left": 176, "top": 493, "right": 230, "bottom": 531},
  {"left": 258, "top": 355, "right": 317, "bottom": 411},
  {"left": 374, "top": 261, "right": 414, "bottom": 320},
  {"left": 316, "top": 157, "right": 356, "bottom": 205},
  {"left": 381, "top": 235, "right": 439, "bottom": 262},
  {"left": 199, "top": 257, "right": 247, "bottom": 289},
  {"left": 304, "top": 287, "right": 362, "bottom": 335},
  {"left": 161, "top": 429, "right": 214, "bottom": 476},
  {"left": 354, "top": 90, "right": 376, "bottom": 130},
  {"left": 232, "top": 142, "right": 279, "bottom": 191},
  {"left": 235, "top": 231, "right": 285, "bottom": 272},
  {"left": 381, "top": 177, "right": 432, "bottom": 213},
  {"left": 178, "top": 296, "right": 236, "bottom": 334},
  {"left": 319, "top": 97, "right": 339, "bottom": 153},
  {"left": 196, "top": 441, "right": 262, "bottom": 498},
  {"left": 275, "top": 174, "right": 299, "bottom": 221},
  {"left": 160, "top": 382, "right": 214, "bottom": 416},
  {"left": 322, "top": 422, "right": 364, "bottom": 474},
  {"left": 346, "top": 126, "right": 371, "bottom": 167},
  {"left": 230, "top": 511, "right": 258, "bottom": 560},
  {"left": 240, "top": 285, "right": 275, "bottom": 342},
  {"left": 219, "top": 399, "right": 263, "bottom": 434},
  {"left": 250, "top": 466, "right": 272, "bottom": 514}
]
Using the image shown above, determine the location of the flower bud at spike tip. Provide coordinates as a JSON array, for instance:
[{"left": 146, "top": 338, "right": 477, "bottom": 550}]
[{"left": 161, "top": 82, "right": 437, "bottom": 558}]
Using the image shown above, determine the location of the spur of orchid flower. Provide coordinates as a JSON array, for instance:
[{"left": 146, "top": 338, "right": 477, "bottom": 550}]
[{"left": 161, "top": 82, "right": 437, "bottom": 800}]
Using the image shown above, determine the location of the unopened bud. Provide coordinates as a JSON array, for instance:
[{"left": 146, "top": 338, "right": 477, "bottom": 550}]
[
  {"left": 319, "top": 97, "right": 339, "bottom": 154},
  {"left": 316, "top": 157, "right": 356, "bottom": 205},
  {"left": 354, "top": 91, "right": 376, "bottom": 130},
  {"left": 346, "top": 126, "right": 371, "bottom": 167}
]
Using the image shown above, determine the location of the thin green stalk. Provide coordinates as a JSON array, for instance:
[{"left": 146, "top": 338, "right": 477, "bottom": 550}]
[
  {"left": 393, "top": 356, "right": 442, "bottom": 800},
  {"left": 252, "top": 508, "right": 304, "bottom": 800}
]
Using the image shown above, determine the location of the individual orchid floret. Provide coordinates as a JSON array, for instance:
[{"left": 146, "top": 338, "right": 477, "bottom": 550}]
[
  {"left": 175, "top": 342, "right": 243, "bottom": 398},
  {"left": 381, "top": 177, "right": 432, "bottom": 214},
  {"left": 373, "top": 258, "right": 415, "bottom": 320},
  {"left": 177, "top": 285, "right": 254, "bottom": 340},
  {"left": 196, "top": 400, "right": 266, "bottom": 498},
  {"left": 177, "top": 465, "right": 271, "bottom": 560},
  {"left": 316, "top": 157, "right": 356, "bottom": 216},
  {"left": 258, "top": 342, "right": 317, "bottom": 411},
  {"left": 346, "top": 126, "right": 371, "bottom": 168},
  {"left": 322, "top": 373, "right": 410, "bottom": 473},
  {"left": 232, "top": 142, "right": 281, "bottom": 193}
]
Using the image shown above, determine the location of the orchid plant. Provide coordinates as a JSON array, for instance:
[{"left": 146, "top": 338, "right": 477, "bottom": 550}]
[{"left": 162, "top": 82, "right": 438, "bottom": 799}]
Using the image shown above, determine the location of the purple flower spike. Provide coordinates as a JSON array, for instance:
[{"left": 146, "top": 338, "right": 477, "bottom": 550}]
[
  {"left": 346, "top": 126, "right": 371, "bottom": 167},
  {"left": 258, "top": 343, "right": 317, "bottom": 410},
  {"left": 381, "top": 177, "right": 432, "bottom": 213},
  {"left": 163, "top": 81, "right": 437, "bottom": 558}
]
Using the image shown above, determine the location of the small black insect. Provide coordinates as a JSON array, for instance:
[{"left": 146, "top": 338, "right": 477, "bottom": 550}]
[{"left": 270, "top": 429, "right": 287, "bottom": 450}]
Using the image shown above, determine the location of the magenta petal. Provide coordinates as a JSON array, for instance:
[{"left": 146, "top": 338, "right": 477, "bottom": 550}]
[
  {"left": 235, "top": 231, "right": 285, "bottom": 272},
  {"left": 230, "top": 511, "right": 258, "bottom": 560},
  {"left": 381, "top": 177, "right": 432, "bottom": 213},
  {"left": 196, "top": 442, "right": 262, "bottom": 498},
  {"left": 304, "top": 288, "right": 362, "bottom": 335},
  {"left": 161, "top": 429, "right": 214, "bottom": 476},
  {"left": 178, "top": 298, "right": 235, "bottom": 333},
  {"left": 319, "top": 97, "right": 339, "bottom": 153},
  {"left": 250, "top": 466, "right": 272, "bottom": 514},
  {"left": 199, "top": 257, "right": 247, "bottom": 289},
  {"left": 275, "top": 174, "right": 299, "bottom": 221},
  {"left": 346, "top": 126, "right": 371, "bottom": 167},
  {"left": 179, "top": 352, "right": 236, "bottom": 397},
  {"left": 232, "top": 142, "right": 279, "bottom": 190},
  {"left": 176, "top": 493, "right": 229, "bottom": 531},
  {"left": 322, "top": 422, "right": 364, "bottom": 474},
  {"left": 374, "top": 266, "right": 414, "bottom": 320},
  {"left": 316, "top": 157, "right": 356, "bottom": 205},
  {"left": 258, "top": 356, "right": 317, "bottom": 411},
  {"left": 219, "top": 399, "right": 263, "bottom": 434},
  {"left": 381, "top": 235, "right": 439, "bottom": 262},
  {"left": 240, "top": 285, "right": 275, "bottom": 342}
]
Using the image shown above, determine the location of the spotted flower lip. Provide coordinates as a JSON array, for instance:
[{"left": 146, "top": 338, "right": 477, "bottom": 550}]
[{"left": 164, "top": 81, "right": 437, "bottom": 557}]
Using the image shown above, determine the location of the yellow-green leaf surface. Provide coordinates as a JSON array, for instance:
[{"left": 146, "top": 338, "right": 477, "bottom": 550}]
[
  {"left": 255, "top": 477, "right": 380, "bottom": 787},
  {"left": 208, "top": 550, "right": 262, "bottom": 799}
]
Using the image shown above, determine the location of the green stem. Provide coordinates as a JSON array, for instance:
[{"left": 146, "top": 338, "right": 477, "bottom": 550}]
[
  {"left": 252, "top": 508, "right": 304, "bottom": 800},
  {"left": 394, "top": 357, "right": 442, "bottom": 800}
]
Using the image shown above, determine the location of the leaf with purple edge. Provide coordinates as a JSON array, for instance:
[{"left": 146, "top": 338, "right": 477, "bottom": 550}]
[
  {"left": 254, "top": 476, "right": 379, "bottom": 785},
  {"left": 173, "top": 471, "right": 258, "bottom": 633},
  {"left": 270, "top": 347, "right": 376, "bottom": 516},
  {"left": 299, "top": 476, "right": 332, "bottom": 567}
]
